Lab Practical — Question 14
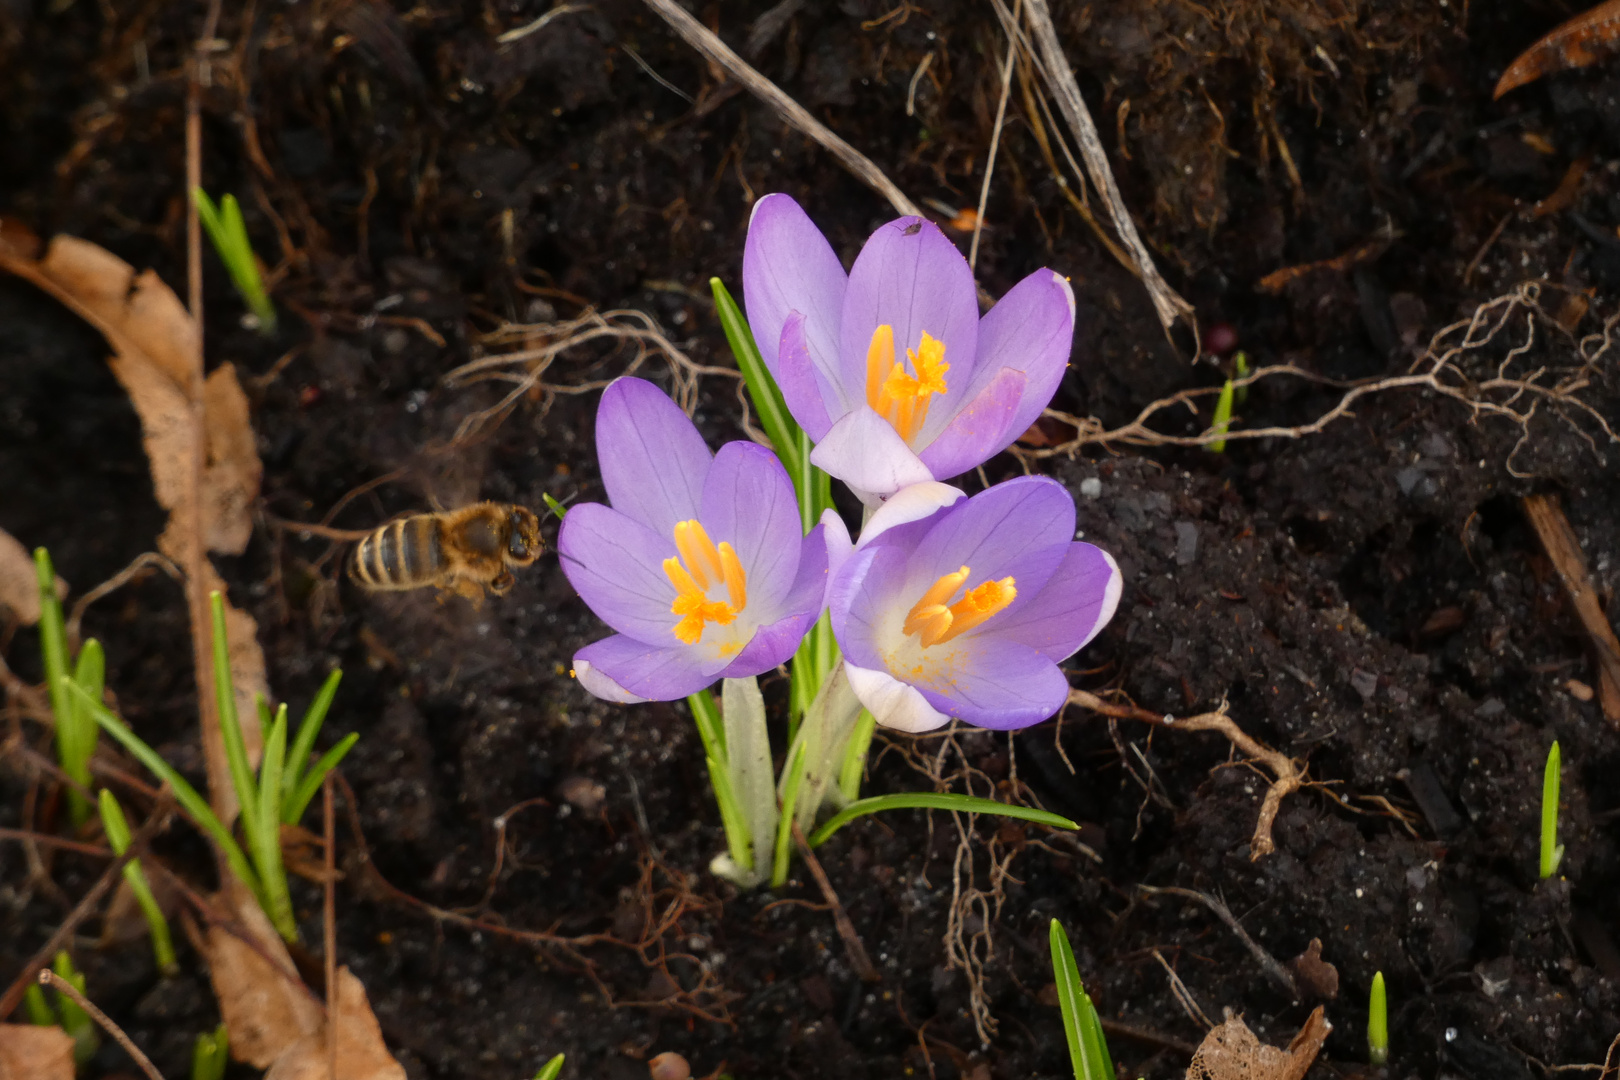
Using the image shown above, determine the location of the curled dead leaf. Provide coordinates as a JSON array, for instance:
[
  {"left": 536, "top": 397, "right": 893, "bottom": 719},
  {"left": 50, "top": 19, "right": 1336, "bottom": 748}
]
[
  {"left": 1495, "top": 0, "right": 1620, "bottom": 98},
  {"left": 0, "top": 526, "right": 66, "bottom": 625},
  {"left": 263, "top": 967, "right": 407, "bottom": 1080},
  {"left": 201, "top": 881, "right": 323, "bottom": 1069},
  {"left": 0, "top": 1023, "right": 75, "bottom": 1080},
  {"left": 0, "top": 229, "right": 268, "bottom": 812},
  {"left": 1186, "top": 1006, "right": 1330, "bottom": 1080}
]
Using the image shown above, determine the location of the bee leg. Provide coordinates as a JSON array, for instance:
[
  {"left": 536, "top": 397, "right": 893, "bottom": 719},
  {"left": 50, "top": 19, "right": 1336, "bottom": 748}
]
[
  {"left": 489, "top": 569, "right": 516, "bottom": 595},
  {"left": 447, "top": 576, "right": 486, "bottom": 608}
]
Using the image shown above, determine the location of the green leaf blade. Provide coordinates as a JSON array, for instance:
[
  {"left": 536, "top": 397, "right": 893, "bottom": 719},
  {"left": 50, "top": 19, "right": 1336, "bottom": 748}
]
[{"left": 808, "top": 792, "right": 1077, "bottom": 847}]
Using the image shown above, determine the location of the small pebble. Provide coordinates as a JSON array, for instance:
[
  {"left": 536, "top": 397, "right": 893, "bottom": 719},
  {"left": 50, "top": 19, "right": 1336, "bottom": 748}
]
[
  {"left": 556, "top": 775, "right": 607, "bottom": 814},
  {"left": 649, "top": 1052, "right": 692, "bottom": 1080},
  {"left": 1566, "top": 679, "right": 1594, "bottom": 702},
  {"left": 1079, "top": 477, "right": 1102, "bottom": 499}
]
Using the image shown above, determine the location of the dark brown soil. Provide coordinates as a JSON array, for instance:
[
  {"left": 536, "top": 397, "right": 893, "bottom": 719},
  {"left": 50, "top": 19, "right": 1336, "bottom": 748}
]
[{"left": 3, "top": 1, "right": 1619, "bottom": 1078}]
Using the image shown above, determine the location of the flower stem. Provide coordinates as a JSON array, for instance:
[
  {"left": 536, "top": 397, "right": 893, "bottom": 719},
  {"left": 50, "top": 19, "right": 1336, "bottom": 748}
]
[{"left": 780, "top": 661, "right": 864, "bottom": 840}]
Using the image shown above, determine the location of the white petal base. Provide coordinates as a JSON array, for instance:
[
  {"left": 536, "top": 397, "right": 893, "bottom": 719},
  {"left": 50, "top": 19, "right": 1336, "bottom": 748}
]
[{"left": 846, "top": 663, "right": 951, "bottom": 733}]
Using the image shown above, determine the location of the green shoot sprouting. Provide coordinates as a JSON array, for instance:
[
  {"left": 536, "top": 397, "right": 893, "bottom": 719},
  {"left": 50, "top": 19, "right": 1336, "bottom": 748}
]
[
  {"left": 192, "top": 1023, "right": 229, "bottom": 1080},
  {"left": 98, "top": 789, "right": 178, "bottom": 974},
  {"left": 51, "top": 951, "right": 101, "bottom": 1066},
  {"left": 1049, "top": 920, "right": 1115, "bottom": 1080},
  {"left": 1232, "top": 350, "right": 1251, "bottom": 405},
  {"left": 35, "top": 547, "right": 99, "bottom": 826},
  {"left": 1368, "top": 970, "right": 1388, "bottom": 1065},
  {"left": 74, "top": 592, "right": 354, "bottom": 942},
  {"left": 193, "top": 188, "right": 276, "bottom": 333},
  {"left": 535, "top": 1053, "right": 566, "bottom": 1080},
  {"left": 1541, "top": 740, "right": 1564, "bottom": 879},
  {"left": 541, "top": 493, "right": 568, "bottom": 521},
  {"left": 1209, "top": 379, "right": 1235, "bottom": 453}
]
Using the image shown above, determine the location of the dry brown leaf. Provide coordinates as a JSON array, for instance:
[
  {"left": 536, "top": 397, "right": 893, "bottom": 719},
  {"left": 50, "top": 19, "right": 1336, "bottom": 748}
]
[
  {"left": 0, "top": 229, "right": 268, "bottom": 810},
  {"left": 0, "top": 233, "right": 261, "bottom": 556},
  {"left": 0, "top": 526, "right": 66, "bottom": 625},
  {"left": 1186, "top": 1006, "right": 1330, "bottom": 1080},
  {"left": 202, "top": 881, "right": 323, "bottom": 1069},
  {"left": 0, "top": 1023, "right": 75, "bottom": 1080},
  {"left": 263, "top": 967, "right": 407, "bottom": 1080}
]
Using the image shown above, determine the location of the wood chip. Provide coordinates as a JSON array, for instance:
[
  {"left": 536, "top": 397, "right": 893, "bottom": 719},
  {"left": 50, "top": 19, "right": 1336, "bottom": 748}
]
[
  {"left": 1522, "top": 494, "right": 1620, "bottom": 724},
  {"left": 0, "top": 1023, "right": 75, "bottom": 1080}
]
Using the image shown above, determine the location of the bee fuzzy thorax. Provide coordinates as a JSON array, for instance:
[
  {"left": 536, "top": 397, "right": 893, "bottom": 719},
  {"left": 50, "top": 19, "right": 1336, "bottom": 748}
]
[{"left": 349, "top": 502, "right": 543, "bottom": 604}]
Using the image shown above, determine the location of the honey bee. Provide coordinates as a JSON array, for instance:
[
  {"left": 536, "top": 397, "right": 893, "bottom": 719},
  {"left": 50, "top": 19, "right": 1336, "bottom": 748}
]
[{"left": 349, "top": 502, "right": 543, "bottom": 603}]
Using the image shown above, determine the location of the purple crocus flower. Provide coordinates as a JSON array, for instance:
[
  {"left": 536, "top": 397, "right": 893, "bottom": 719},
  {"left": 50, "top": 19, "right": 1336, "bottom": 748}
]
[
  {"left": 827, "top": 477, "right": 1121, "bottom": 732},
  {"left": 560, "top": 377, "right": 829, "bottom": 703},
  {"left": 743, "top": 193, "right": 1076, "bottom": 502}
]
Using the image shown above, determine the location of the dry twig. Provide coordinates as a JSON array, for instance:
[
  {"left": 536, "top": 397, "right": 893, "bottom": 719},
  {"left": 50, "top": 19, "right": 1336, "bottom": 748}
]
[
  {"left": 1522, "top": 494, "right": 1620, "bottom": 722},
  {"left": 792, "top": 823, "right": 879, "bottom": 982},
  {"left": 640, "top": 0, "right": 922, "bottom": 218},
  {"left": 1010, "top": 0, "right": 1196, "bottom": 344},
  {"left": 1139, "top": 887, "right": 1298, "bottom": 998},
  {"left": 38, "top": 971, "right": 164, "bottom": 1080},
  {"left": 1067, "top": 689, "right": 1303, "bottom": 860}
]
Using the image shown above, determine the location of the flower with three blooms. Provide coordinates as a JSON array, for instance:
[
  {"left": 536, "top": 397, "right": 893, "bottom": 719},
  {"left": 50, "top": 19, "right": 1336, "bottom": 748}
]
[
  {"left": 825, "top": 477, "right": 1121, "bottom": 733},
  {"left": 560, "top": 377, "right": 830, "bottom": 703},
  {"left": 743, "top": 193, "right": 1077, "bottom": 503}
]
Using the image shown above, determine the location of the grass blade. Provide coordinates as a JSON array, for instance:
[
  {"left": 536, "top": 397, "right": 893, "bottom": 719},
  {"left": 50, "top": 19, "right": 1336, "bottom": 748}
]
[
  {"left": 68, "top": 679, "right": 261, "bottom": 907},
  {"left": 1368, "top": 970, "right": 1388, "bottom": 1065},
  {"left": 284, "top": 669, "right": 343, "bottom": 802},
  {"left": 709, "top": 277, "right": 802, "bottom": 480},
  {"left": 534, "top": 1053, "right": 566, "bottom": 1080},
  {"left": 283, "top": 732, "right": 359, "bottom": 826},
  {"left": 809, "top": 792, "right": 1077, "bottom": 847},
  {"left": 771, "top": 738, "right": 809, "bottom": 887},
  {"left": 1541, "top": 740, "right": 1564, "bottom": 878},
  {"left": 210, "top": 592, "right": 260, "bottom": 841},
  {"left": 1050, "top": 920, "right": 1112, "bottom": 1080}
]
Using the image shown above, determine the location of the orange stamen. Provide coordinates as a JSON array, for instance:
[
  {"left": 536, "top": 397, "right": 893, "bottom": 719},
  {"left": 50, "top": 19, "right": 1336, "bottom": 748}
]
[
  {"left": 903, "top": 567, "right": 1017, "bottom": 647},
  {"left": 665, "top": 521, "right": 748, "bottom": 645},
  {"left": 864, "top": 326, "right": 950, "bottom": 443}
]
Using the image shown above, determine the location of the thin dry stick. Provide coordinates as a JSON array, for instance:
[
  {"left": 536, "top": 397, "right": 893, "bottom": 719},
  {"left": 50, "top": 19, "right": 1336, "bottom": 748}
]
[
  {"left": 1016, "top": 0, "right": 1196, "bottom": 344},
  {"left": 1152, "top": 948, "right": 1215, "bottom": 1029},
  {"left": 66, "top": 551, "right": 184, "bottom": 646},
  {"left": 324, "top": 773, "right": 338, "bottom": 1080},
  {"left": 1139, "top": 885, "right": 1299, "bottom": 998},
  {"left": 640, "top": 0, "right": 923, "bottom": 218},
  {"left": 793, "top": 822, "right": 880, "bottom": 982},
  {"left": 1067, "top": 689, "right": 1303, "bottom": 859},
  {"left": 185, "top": 0, "right": 230, "bottom": 825},
  {"left": 0, "top": 802, "right": 170, "bottom": 1020},
  {"left": 969, "top": 0, "right": 1021, "bottom": 271},
  {"left": 39, "top": 970, "right": 166, "bottom": 1080}
]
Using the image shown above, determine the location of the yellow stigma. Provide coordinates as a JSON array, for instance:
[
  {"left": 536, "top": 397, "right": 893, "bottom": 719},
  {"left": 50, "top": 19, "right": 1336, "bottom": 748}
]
[
  {"left": 664, "top": 519, "right": 746, "bottom": 645},
  {"left": 902, "top": 566, "right": 1016, "bottom": 647},
  {"left": 865, "top": 325, "right": 949, "bottom": 444}
]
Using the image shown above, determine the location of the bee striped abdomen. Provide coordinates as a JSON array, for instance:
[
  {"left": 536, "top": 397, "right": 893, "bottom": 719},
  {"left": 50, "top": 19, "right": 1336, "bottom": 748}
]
[{"left": 351, "top": 515, "right": 445, "bottom": 589}]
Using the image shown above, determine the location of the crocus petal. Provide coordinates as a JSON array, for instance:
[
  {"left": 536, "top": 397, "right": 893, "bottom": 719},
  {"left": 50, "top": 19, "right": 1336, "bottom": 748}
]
[
  {"left": 971, "top": 269, "right": 1076, "bottom": 442},
  {"left": 827, "top": 545, "right": 908, "bottom": 673},
  {"left": 810, "top": 407, "right": 934, "bottom": 500},
  {"left": 596, "top": 378, "right": 711, "bottom": 537},
  {"left": 846, "top": 663, "right": 951, "bottom": 733},
  {"left": 821, "top": 507, "right": 854, "bottom": 582},
  {"left": 777, "top": 313, "right": 836, "bottom": 438},
  {"left": 700, "top": 441, "right": 802, "bottom": 608},
  {"left": 838, "top": 217, "right": 979, "bottom": 419},
  {"left": 557, "top": 504, "right": 680, "bottom": 645},
  {"left": 743, "top": 194, "right": 847, "bottom": 379},
  {"left": 780, "top": 522, "right": 832, "bottom": 618},
  {"left": 991, "top": 543, "right": 1122, "bottom": 660},
  {"left": 909, "top": 476, "right": 1075, "bottom": 594},
  {"left": 573, "top": 634, "right": 717, "bottom": 703},
  {"left": 908, "top": 637, "right": 1071, "bottom": 730},
  {"left": 917, "top": 367, "right": 1026, "bottom": 481},
  {"left": 718, "top": 608, "right": 816, "bottom": 679},
  {"left": 855, "top": 481, "right": 964, "bottom": 548}
]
